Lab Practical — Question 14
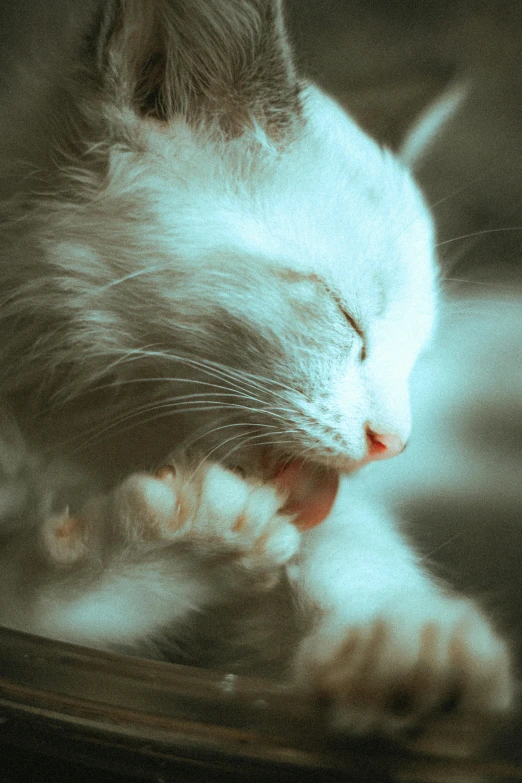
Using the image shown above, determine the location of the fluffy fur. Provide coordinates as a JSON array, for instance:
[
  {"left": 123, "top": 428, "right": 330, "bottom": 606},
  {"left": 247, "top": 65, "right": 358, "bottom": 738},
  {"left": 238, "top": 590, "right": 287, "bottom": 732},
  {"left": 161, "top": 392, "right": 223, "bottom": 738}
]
[{"left": 0, "top": 0, "right": 517, "bottom": 757}]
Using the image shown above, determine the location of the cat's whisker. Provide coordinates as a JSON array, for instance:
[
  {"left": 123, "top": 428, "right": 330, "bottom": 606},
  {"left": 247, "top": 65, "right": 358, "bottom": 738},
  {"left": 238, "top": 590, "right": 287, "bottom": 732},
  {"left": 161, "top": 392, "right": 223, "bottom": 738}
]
[
  {"left": 43, "top": 380, "right": 266, "bottom": 416},
  {"left": 148, "top": 384, "right": 272, "bottom": 410},
  {"left": 436, "top": 226, "right": 522, "bottom": 248},
  {"left": 56, "top": 393, "right": 246, "bottom": 443},
  {"left": 66, "top": 397, "right": 294, "bottom": 455},
  {"left": 43, "top": 348, "right": 263, "bottom": 407},
  {"left": 438, "top": 236, "right": 485, "bottom": 275},
  {"left": 42, "top": 342, "right": 301, "bottom": 415},
  {"left": 63, "top": 404, "right": 247, "bottom": 455},
  {"left": 48, "top": 362, "right": 284, "bottom": 435},
  {"left": 194, "top": 429, "right": 302, "bottom": 479},
  {"left": 439, "top": 295, "right": 522, "bottom": 320},
  {"left": 426, "top": 532, "right": 465, "bottom": 560},
  {"left": 100, "top": 388, "right": 272, "bottom": 421},
  {"left": 225, "top": 428, "right": 302, "bottom": 453},
  {"left": 97, "top": 264, "right": 172, "bottom": 293},
  {"left": 110, "top": 348, "right": 296, "bottom": 397},
  {"left": 71, "top": 408, "right": 242, "bottom": 454},
  {"left": 427, "top": 170, "right": 493, "bottom": 213},
  {"left": 189, "top": 429, "right": 274, "bottom": 481},
  {"left": 291, "top": 442, "right": 328, "bottom": 466},
  {"left": 179, "top": 420, "right": 282, "bottom": 454},
  {"left": 442, "top": 277, "right": 522, "bottom": 295},
  {"left": 215, "top": 434, "right": 303, "bottom": 470},
  {"left": 146, "top": 398, "right": 294, "bottom": 427},
  {"left": 220, "top": 427, "right": 310, "bottom": 466},
  {"left": 442, "top": 277, "right": 492, "bottom": 287}
]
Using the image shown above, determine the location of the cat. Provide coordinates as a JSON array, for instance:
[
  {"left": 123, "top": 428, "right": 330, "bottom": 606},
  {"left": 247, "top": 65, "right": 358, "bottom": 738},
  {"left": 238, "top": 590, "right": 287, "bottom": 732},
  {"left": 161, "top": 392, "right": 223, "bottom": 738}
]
[{"left": 0, "top": 0, "right": 516, "bottom": 758}]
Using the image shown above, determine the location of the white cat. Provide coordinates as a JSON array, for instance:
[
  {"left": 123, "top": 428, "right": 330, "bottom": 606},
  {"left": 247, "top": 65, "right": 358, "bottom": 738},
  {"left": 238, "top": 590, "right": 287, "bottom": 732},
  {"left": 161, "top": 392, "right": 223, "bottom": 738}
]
[{"left": 0, "top": 0, "right": 515, "bottom": 756}]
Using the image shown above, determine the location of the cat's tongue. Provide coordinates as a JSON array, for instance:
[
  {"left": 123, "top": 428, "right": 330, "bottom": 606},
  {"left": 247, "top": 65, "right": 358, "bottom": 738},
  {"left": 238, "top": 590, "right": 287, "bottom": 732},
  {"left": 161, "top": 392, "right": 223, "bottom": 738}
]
[{"left": 272, "top": 459, "right": 339, "bottom": 530}]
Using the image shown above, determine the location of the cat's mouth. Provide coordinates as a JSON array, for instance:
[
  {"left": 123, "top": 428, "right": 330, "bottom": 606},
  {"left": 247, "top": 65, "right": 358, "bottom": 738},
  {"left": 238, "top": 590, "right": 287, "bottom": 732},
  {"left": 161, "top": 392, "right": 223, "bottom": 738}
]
[
  {"left": 234, "top": 449, "right": 366, "bottom": 531},
  {"left": 255, "top": 446, "right": 372, "bottom": 530},
  {"left": 269, "top": 458, "right": 340, "bottom": 530}
]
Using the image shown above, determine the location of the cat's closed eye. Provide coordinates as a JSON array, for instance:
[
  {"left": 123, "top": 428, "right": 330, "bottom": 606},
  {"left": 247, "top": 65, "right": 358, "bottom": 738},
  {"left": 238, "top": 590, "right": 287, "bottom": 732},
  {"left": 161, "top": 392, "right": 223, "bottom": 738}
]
[
  {"left": 335, "top": 300, "right": 367, "bottom": 361},
  {"left": 310, "top": 274, "right": 367, "bottom": 358}
]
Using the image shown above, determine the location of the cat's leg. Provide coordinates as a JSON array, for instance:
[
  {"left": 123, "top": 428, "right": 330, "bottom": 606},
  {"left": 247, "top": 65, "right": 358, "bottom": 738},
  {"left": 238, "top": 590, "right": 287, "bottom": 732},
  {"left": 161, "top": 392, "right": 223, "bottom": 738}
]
[
  {"left": 15, "top": 461, "right": 300, "bottom": 648},
  {"left": 113, "top": 462, "right": 301, "bottom": 577},
  {"left": 292, "top": 478, "right": 515, "bottom": 756}
]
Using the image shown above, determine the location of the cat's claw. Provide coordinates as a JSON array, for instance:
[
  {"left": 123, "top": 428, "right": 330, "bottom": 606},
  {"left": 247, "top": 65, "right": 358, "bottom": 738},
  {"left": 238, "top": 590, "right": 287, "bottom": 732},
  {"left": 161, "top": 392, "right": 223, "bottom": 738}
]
[{"left": 295, "top": 593, "right": 514, "bottom": 756}]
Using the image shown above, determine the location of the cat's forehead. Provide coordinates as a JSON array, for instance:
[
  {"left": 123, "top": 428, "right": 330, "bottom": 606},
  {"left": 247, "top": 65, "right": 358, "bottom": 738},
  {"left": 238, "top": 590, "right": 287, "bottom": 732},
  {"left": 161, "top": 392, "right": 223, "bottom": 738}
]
[
  {"left": 241, "top": 89, "right": 436, "bottom": 315},
  {"left": 125, "top": 85, "right": 435, "bottom": 323}
]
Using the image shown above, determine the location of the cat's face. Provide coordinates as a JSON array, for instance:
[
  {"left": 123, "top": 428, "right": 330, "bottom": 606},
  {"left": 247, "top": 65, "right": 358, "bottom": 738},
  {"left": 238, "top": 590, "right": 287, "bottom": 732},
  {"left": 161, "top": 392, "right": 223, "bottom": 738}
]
[{"left": 2, "top": 1, "right": 438, "bottom": 478}]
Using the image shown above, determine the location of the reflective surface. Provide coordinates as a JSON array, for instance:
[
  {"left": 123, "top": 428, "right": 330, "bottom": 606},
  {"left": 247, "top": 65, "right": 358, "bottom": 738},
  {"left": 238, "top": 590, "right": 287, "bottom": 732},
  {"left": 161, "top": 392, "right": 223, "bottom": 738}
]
[{"left": 0, "top": 625, "right": 521, "bottom": 782}]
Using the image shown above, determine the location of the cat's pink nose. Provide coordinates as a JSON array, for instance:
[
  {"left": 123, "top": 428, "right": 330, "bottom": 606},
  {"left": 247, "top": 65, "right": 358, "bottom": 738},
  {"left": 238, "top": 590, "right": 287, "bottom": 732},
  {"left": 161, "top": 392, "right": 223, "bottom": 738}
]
[{"left": 365, "top": 427, "right": 406, "bottom": 461}]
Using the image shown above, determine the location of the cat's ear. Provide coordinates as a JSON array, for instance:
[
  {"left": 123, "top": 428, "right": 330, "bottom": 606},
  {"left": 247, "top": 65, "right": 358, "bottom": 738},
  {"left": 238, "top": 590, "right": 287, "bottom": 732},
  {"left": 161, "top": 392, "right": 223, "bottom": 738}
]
[
  {"left": 85, "top": 0, "right": 300, "bottom": 136},
  {"left": 399, "top": 82, "right": 468, "bottom": 167}
]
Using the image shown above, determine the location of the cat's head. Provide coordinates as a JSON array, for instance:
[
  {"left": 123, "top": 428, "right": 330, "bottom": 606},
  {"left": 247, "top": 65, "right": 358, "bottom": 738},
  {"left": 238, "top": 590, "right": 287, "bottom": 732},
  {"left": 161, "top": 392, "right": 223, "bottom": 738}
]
[{"left": 5, "top": 1, "right": 440, "bottom": 477}]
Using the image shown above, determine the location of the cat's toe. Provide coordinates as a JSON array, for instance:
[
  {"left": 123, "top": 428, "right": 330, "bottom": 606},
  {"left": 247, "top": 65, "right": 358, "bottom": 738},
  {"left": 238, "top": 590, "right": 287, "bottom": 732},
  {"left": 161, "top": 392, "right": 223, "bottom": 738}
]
[
  {"left": 113, "top": 467, "right": 188, "bottom": 540},
  {"left": 41, "top": 509, "right": 88, "bottom": 565},
  {"left": 236, "top": 484, "right": 300, "bottom": 567},
  {"left": 195, "top": 462, "right": 301, "bottom": 565},
  {"left": 238, "top": 512, "right": 301, "bottom": 572}
]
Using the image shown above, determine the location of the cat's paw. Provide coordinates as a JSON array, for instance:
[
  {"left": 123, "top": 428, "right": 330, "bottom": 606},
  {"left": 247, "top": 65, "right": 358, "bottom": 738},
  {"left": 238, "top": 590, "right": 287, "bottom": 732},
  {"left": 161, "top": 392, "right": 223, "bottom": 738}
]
[
  {"left": 295, "top": 592, "right": 514, "bottom": 756},
  {"left": 115, "top": 462, "right": 301, "bottom": 574}
]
